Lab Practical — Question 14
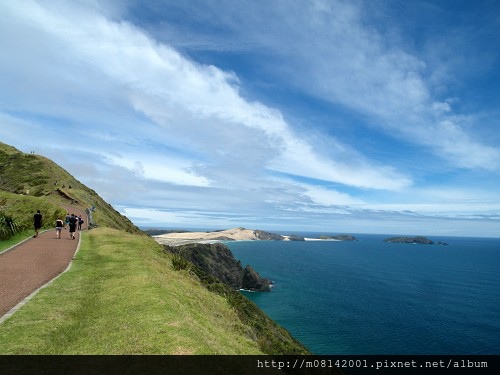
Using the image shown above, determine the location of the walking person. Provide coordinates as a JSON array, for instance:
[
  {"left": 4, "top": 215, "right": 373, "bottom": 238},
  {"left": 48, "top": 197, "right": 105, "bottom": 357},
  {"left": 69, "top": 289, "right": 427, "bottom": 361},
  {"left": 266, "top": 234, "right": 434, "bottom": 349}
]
[
  {"left": 65, "top": 212, "right": 71, "bottom": 229},
  {"left": 77, "top": 215, "right": 84, "bottom": 231},
  {"left": 68, "top": 214, "right": 77, "bottom": 240},
  {"left": 55, "top": 218, "right": 64, "bottom": 239},
  {"left": 33, "top": 210, "right": 42, "bottom": 238}
]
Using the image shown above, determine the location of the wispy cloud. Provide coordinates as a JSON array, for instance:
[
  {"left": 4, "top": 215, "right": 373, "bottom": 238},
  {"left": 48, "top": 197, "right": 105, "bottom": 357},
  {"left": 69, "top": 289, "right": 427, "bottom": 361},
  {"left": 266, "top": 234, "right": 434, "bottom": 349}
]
[
  {"left": 0, "top": 0, "right": 410, "bottom": 191},
  {"left": 153, "top": 0, "right": 499, "bottom": 170}
]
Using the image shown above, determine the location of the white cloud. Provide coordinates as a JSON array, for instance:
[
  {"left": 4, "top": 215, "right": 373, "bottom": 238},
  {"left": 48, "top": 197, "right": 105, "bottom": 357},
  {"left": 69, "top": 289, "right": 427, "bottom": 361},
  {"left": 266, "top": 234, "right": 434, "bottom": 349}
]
[
  {"left": 348, "top": 185, "right": 500, "bottom": 218},
  {"left": 168, "top": 0, "right": 500, "bottom": 170},
  {"left": 103, "top": 153, "right": 210, "bottom": 187},
  {"left": 298, "top": 185, "right": 365, "bottom": 207},
  {"left": 270, "top": 141, "right": 411, "bottom": 191},
  {"left": 1, "top": 0, "right": 412, "bottom": 192}
]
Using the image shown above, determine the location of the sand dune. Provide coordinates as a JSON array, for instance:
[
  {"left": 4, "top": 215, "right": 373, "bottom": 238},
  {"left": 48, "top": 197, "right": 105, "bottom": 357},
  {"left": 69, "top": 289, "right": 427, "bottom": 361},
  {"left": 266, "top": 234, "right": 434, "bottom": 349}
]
[{"left": 154, "top": 227, "right": 281, "bottom": 246}]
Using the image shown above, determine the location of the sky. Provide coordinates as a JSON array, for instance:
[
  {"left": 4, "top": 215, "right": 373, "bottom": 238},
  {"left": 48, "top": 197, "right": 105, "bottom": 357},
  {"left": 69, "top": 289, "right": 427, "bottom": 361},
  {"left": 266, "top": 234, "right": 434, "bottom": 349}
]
[{"left": 1, "top": 0, "right": 499, "bottom": 237}]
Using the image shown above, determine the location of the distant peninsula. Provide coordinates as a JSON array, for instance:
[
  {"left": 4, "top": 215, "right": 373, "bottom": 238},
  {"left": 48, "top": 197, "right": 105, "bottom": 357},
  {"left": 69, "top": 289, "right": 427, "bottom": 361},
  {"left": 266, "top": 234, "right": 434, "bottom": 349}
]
[
  {"left": 153, "top": 227, "right": 286, "bottom": 246},
  {"left": 383, "top": 236, "right": 448, "bottom": 245},
  {"left": 153, "top": 227, "right": 360, "bottom": 245}
]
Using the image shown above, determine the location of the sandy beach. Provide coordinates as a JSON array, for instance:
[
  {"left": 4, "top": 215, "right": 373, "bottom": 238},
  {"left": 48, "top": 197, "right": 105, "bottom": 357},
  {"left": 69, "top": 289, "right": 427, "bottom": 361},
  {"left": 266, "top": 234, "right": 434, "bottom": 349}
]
[
  {"left": 154, "top": 227, "right": 270, "bottom": 246},
  {"left": 153, "top": 227, "right": 345, "bottom": 246}
]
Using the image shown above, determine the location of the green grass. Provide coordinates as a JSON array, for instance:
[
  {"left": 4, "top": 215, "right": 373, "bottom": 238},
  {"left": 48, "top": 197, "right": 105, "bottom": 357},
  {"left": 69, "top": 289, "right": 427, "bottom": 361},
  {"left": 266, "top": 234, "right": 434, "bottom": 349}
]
[
  {"left": 0, "top": 230, "right": 33, "bottom": 252},
  {"left": 0, "top": 228, "right": 264, "bottom": 354},
  {"left": 0, "top": 191, "right": 66, "bottom": 238},
  {"left": 175, "top": 253, "right": 310, "bottom": 355}
]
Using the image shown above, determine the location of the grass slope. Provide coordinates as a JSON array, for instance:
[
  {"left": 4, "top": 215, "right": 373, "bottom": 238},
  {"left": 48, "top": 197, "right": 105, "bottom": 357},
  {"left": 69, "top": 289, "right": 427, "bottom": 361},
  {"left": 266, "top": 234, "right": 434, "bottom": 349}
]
[
  {"left": 170, "top": 251, "right": 309, "bottom": 354},
  {"left": 0, "top": 142, "right": 140, "bottom": 235},
  {"left": 0, "top": 228, "right": 264, "bottom": 354},
  {"left": 0, "top": 191, "right": 66, "bottom": 239},
  {"left": 0, "top": 230, "right": 33, "bottom": 253}
]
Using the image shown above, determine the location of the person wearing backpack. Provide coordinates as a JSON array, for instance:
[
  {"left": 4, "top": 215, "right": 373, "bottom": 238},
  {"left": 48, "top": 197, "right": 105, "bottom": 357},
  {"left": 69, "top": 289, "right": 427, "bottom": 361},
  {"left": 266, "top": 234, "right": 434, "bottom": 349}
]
[
  {"left": 68, "top": 214, "right": 77, "bottom": 240},
  {"left": 78, "top": 215, "right": 84, "bottom": 230}
]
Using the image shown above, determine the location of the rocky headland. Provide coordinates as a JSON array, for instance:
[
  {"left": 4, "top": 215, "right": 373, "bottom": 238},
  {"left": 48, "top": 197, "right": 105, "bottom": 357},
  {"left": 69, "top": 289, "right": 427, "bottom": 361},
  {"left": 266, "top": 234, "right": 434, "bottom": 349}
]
[
  {"left": 163, "top": 242, "right": 272, "bottom": 292},
  {"left": 153, "top": 227, "right": 360, "bottom": 293}
]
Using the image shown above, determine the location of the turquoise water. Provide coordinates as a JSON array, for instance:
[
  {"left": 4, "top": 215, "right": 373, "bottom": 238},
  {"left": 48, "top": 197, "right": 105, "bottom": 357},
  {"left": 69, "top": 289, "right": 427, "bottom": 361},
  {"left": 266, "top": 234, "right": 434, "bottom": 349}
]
[{"left": 227, "top": 234, "right": 500, "bottom": 354}]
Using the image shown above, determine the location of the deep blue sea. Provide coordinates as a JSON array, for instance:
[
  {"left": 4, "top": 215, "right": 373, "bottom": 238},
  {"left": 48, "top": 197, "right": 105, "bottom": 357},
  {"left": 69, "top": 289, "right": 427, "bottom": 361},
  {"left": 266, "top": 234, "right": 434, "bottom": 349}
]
[{"left": 227, "top": 234, "right": 500, "bottom": 354}]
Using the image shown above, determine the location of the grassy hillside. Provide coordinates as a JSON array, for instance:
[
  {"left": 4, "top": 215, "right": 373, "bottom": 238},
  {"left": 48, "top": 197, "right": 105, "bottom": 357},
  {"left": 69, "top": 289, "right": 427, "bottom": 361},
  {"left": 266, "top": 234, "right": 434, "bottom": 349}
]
[
  {"left": 0, "top": 141, "right": 311, "bottom": 355},
  {"left": 0, "top": 191, "right": 66, "bottom": 240},
  {"left": 0, "top": 142, "right": 141, "bottom": 235},
  {"left": 0, "top": 228, "right": 308, "bottom": 354}
]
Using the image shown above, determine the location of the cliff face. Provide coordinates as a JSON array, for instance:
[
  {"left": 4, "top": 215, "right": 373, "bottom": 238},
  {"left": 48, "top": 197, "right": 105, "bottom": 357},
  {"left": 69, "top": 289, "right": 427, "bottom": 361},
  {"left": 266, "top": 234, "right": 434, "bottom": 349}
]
[
  {"left": 164, "top": 243, "right": 272, "bottom": 292},
  {"left": 253, "top": 230, "right": 284, "bottom": 241},
  {"left": 242, "top": 265, "right": 271, "bottom": 291}
]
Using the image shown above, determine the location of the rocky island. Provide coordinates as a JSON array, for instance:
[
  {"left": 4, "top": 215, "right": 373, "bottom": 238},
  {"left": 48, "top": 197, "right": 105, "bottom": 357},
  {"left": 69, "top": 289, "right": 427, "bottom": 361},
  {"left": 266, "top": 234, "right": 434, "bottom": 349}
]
[
  {"left": 383, "top": 236, "right": 447, "bottom": 245},
  {"left": 318, "top": 234, "right": 358, "bottom": 241},
  {"left": 384, "top": 236, "right": 433, "bottom": 244}
]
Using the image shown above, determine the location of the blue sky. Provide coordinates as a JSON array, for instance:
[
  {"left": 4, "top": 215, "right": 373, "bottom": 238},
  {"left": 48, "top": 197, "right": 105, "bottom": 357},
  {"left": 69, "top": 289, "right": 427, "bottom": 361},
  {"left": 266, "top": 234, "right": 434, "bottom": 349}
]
[{"left": 1, "top": 0, "right": 499, "bottom": 237}]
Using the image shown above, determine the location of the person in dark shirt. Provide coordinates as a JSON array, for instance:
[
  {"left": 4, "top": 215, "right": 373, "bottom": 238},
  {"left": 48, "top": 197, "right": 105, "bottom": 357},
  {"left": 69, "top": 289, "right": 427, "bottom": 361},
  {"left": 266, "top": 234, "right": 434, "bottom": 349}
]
[
  {"left": 33, "top": 210, "right": 42, "bottom": 238},
  {"left": 77, "top": 215, "right": 84, "bottom": 231},
  {"left": 68, "top": 214, "right": 77, "bottom": 240}
]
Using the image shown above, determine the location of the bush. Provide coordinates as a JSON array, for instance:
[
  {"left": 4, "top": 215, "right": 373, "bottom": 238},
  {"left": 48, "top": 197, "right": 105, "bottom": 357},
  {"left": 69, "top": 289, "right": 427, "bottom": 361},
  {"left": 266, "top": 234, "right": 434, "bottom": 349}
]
[
  {"left": 171, "top": 254, "right": 193, "bottom": 272},
  {"left": 0, "top": 212, "right": 20, "bottom": 240}
]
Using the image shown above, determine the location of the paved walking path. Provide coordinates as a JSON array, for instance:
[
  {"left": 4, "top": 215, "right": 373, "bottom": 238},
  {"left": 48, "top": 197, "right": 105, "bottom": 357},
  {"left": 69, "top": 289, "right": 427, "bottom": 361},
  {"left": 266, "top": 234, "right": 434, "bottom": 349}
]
[{"left": 0, "top": 206, "right": 87, "bottom": 320}]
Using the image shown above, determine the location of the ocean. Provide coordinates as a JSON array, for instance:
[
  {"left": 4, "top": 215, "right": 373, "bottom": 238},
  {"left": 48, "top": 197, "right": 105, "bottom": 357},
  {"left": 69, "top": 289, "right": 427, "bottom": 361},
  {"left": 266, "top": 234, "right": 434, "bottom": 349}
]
[{"left": 227, "top": 234, "right": 500, "bottom": 354}]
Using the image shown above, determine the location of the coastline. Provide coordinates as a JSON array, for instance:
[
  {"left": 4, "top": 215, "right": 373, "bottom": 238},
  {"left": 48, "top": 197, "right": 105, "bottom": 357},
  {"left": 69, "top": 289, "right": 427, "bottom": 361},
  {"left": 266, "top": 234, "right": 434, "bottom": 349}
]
[{"left": 153, "top": 227, "right": 345, "bottom": 246}]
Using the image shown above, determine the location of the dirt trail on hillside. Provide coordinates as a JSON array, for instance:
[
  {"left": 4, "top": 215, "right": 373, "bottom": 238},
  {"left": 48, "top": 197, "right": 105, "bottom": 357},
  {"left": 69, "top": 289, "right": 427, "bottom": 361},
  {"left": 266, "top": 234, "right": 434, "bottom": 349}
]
[{"left": 0, "top": 205, "right": 87, "bottom": 319}]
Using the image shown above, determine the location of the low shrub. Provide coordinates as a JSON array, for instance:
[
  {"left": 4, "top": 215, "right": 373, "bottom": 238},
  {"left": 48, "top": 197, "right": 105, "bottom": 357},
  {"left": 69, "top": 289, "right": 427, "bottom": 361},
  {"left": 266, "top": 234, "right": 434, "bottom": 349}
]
[
  {"left": 171, "top": 254, "right": 193, "bottom": 272},
  {"left": 0, "top": 212, "right": 20, "bottom": 240}
]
